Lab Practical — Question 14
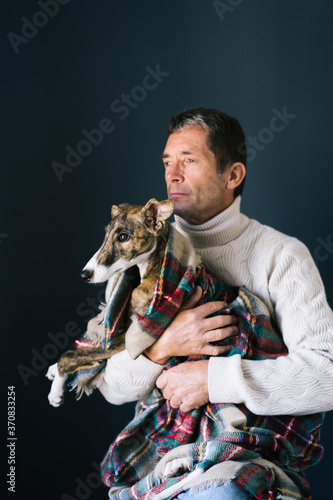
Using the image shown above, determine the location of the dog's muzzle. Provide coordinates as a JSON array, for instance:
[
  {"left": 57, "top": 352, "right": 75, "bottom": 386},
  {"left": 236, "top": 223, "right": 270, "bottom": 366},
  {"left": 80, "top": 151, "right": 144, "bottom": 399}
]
[{"left": 81, "top": 269, "right": 94, "bottom": 281}]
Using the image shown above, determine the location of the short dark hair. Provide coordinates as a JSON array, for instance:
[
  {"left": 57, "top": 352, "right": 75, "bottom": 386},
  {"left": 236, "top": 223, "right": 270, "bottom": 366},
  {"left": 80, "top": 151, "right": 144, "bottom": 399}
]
[{"left": 167, "top": 108, "right": 247, "bottom": 197}]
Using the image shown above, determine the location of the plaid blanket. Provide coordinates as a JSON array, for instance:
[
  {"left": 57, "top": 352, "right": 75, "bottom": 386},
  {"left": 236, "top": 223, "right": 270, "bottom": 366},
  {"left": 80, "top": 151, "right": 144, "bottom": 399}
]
[{"left": 99, "top": 225, "right": 324, "bottom": 499}]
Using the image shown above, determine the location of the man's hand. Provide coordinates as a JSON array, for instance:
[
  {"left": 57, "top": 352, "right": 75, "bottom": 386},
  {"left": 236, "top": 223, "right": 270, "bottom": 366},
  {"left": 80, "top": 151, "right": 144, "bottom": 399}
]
[
  {"left": 156, "top": 360, "right": 209, "bottom": 412},
  {"left": 145, "top": 287, "right": 238, "bottom": 364}
]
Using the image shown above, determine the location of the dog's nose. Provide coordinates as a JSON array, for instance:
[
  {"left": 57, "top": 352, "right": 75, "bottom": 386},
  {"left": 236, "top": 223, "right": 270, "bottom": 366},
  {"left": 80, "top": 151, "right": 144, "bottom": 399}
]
[{"left": 81, "top": 269, "right": 93, "bottom": 281}]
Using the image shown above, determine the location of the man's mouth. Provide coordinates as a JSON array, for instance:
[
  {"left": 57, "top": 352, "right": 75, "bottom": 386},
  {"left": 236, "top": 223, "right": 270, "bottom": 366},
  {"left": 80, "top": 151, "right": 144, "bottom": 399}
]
[{"left": 168, "top": 192, "right": 188, "bottom": 198}]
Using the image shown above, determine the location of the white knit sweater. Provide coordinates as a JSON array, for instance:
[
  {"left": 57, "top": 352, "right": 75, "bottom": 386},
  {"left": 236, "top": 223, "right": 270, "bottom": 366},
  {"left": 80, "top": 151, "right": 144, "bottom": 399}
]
[{"left": 99, "top": 196, "right": 333, "bottom": 416}]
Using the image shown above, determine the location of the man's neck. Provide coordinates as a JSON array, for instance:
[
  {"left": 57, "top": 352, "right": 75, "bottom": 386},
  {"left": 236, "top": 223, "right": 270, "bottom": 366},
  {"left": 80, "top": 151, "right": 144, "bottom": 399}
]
[{"left": 174, "top": 196, "right": 249, "bottom": 248}]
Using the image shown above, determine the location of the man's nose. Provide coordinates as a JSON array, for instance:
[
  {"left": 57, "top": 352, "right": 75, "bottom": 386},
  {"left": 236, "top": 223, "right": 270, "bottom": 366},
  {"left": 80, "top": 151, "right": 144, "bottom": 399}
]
[{"left": 165, "top": 163, "right": 184, "bottom": 183}]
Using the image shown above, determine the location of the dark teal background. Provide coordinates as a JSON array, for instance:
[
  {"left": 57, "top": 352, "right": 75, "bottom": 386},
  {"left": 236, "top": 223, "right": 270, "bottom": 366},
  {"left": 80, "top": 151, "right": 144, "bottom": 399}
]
[{"left": 1, "top": 1, "right": 333, "bottom": 498}]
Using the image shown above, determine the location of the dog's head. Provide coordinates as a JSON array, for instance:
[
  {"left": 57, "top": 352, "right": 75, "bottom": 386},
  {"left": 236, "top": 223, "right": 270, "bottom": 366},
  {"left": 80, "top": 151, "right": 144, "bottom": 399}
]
[{"left": 81, "top": 198, "right": 174, "bottom": 283}]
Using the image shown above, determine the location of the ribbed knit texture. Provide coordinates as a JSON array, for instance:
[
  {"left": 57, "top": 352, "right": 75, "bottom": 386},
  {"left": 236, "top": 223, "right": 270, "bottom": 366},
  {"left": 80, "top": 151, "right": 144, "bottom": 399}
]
[{"left": 99, "top": 351, "right": 163, "bottom": 405}]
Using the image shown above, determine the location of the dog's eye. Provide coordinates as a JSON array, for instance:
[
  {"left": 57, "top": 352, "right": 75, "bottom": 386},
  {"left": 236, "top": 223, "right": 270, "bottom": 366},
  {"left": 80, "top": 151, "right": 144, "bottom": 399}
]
[{"left": 117, "top": 233, "right": 130, "bottom": 243}]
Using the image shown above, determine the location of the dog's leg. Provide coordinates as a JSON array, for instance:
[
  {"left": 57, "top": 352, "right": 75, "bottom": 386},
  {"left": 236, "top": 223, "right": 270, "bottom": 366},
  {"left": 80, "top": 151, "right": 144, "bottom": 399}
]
[
  {"left": 46, "top": 334, "right": 126, "bottom": 406},
  {"left": 163, "top": 457, "right": 192, "bottom": 479},
  {"left": 57, "top": 333, "right": 126, "bottom": 375},
  {"left": 46, "top": 363, "right": 68, "bottom": 407}
]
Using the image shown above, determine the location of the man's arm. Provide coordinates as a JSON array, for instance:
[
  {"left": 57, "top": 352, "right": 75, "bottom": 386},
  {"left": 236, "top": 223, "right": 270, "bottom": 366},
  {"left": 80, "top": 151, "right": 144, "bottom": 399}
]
[
  {"left": 98, "top": 287, "right": 238, "bottom": 404},
  {"left": 145, "top": 287, "right": 238, "bottom": 363},
  {"left": 157, "top": 239, "right": 333, "bottom": 415},
  {"left": 98, "top": 349, "right": 165, "bottom": 404}
]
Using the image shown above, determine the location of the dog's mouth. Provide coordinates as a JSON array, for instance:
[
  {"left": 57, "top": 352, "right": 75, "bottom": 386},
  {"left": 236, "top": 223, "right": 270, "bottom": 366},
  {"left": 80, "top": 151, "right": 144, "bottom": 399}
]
[
  {"left": 81, "top": 243, "right": 157, "bottom": 285},
  {"left": 80, "top": 260, "right": 130, "bottom": 284},
  {"left": 80, "top": 266, "right": 113, "bottom": 284}
]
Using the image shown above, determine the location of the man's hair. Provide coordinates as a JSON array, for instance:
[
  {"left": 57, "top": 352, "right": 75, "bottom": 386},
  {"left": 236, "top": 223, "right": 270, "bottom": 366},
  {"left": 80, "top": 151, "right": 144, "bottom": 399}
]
[{"left": 167, "top": 108, "right": 247, "bottom": 197}]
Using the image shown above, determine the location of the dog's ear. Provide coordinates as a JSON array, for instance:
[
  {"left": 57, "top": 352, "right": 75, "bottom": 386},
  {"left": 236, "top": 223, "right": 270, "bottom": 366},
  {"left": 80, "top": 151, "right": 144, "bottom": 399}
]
[
  {"left": 111, "top": 205, "right": 120, "bottom": 219},
  {"left": 142, "top": 198, "right": 174, "bottom": 231}
]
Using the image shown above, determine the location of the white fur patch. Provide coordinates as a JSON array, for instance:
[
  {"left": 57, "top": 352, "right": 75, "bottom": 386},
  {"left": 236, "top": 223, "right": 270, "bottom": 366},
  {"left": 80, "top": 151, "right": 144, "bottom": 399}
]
[
  {"left": 46, "top": 363, "right": 68, "bottom": 407},
  {"left": 162, "top": 457, "right": 192, "bottom": 478},
  {"left": 154, "top": 466, "right": 204, "bottom": 499},
  {"left": 135, "top": 243, "right": 156, "bottom": 278},
  {"left": 82, "top": 244, "right": 157, "bottom": 283},
  {"left": 82, "top": 249, "right": 100, "bottom": 279}
]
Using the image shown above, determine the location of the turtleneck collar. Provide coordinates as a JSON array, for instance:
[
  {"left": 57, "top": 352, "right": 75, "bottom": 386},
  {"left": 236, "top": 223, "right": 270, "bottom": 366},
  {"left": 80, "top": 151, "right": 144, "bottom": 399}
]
[{"left": 173, "top": 196, "right": 250, "bottom": 249}]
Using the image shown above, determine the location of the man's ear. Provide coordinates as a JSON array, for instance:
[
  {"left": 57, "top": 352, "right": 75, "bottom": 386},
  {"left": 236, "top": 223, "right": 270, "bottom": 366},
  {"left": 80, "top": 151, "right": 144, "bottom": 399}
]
[
  {"left": 142, "top": 198, "right": 174, "bottom": 231},
  {"left": 225, "top": 162, "right": 246, "bottom": 191}
]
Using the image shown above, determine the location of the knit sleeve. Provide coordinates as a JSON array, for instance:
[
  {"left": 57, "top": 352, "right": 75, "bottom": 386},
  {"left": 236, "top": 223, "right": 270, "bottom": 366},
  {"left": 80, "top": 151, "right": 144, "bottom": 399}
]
[
  {"left": 208, "top": 239, "right": 333, "bottom": 415},
  {"left": 98, "top": 349, "right": 164, "bottom": 405}
]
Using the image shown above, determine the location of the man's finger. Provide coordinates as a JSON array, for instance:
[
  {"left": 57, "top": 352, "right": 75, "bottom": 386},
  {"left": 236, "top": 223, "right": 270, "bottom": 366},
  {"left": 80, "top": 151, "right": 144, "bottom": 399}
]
[
  {"left": 204, "top": 324, "right": 238, "bottom": 343},
  {"left": 203, "top": 343, "right": 234, "bottom": 356},
  {"left": 162, "top": 387, "right": 173, "bottom": 400},
  {"left": 179, "top": 401, "right": 195, "bottom": 413},
  {"left": 190, "top": 300, "right": 228, "bottom": 320},
  {"left": 201, "top": 312, "right": 237, "bottom": 332},
  {"left": 156, "top": 371, "right": 168, "bottom": 389},
  {"left": 170, "top": 397, "right": 182, "bottom": 408}
]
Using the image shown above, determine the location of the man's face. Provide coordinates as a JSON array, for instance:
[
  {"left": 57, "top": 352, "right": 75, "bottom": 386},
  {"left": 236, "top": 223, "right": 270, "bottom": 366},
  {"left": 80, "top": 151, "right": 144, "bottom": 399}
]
[{"left": 162, "top": 125, "right": 233, "bottom": 225}]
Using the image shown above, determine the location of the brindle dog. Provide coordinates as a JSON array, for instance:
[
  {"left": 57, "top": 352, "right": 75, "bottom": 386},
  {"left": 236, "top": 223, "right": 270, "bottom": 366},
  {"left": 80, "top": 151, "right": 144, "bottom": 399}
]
[{"left": 46, "top": 198, "right": 174, "bottom": 407}]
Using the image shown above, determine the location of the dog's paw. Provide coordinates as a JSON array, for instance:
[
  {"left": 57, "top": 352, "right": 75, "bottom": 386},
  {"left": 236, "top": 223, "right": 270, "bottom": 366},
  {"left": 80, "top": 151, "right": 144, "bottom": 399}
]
[
  {"left": 48, "top": 388, "right": 65, "bottom": 407},
  {"left": 163, "top": 457, "right": 191, "bottom": 479},
  {"left": 155, "top": 466, "right": 204, "bottom": 499},
  {"left": 47, "top": 365, "right": 68, "bottom": 407},
  {"left": 46, "top": 363, "right": 58, "bottom": 380}
]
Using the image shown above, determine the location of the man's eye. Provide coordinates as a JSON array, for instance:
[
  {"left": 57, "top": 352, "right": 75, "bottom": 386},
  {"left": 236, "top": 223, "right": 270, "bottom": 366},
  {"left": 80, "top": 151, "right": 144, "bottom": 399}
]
[{"left": 117, "top": 233, "right": 130, "bottom": 242}]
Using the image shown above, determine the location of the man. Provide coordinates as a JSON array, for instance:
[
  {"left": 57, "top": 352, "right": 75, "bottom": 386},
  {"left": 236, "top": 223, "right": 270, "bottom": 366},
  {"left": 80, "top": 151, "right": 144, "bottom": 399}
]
[{"left": 99, "top": 108, "right": 333, "bottom": 498}]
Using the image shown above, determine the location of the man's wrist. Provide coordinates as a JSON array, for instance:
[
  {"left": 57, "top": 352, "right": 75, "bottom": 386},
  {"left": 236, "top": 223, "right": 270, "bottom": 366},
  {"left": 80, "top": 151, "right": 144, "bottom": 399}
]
[{"left": 144, "top": 342, "right": 169, "bottom": 365}]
